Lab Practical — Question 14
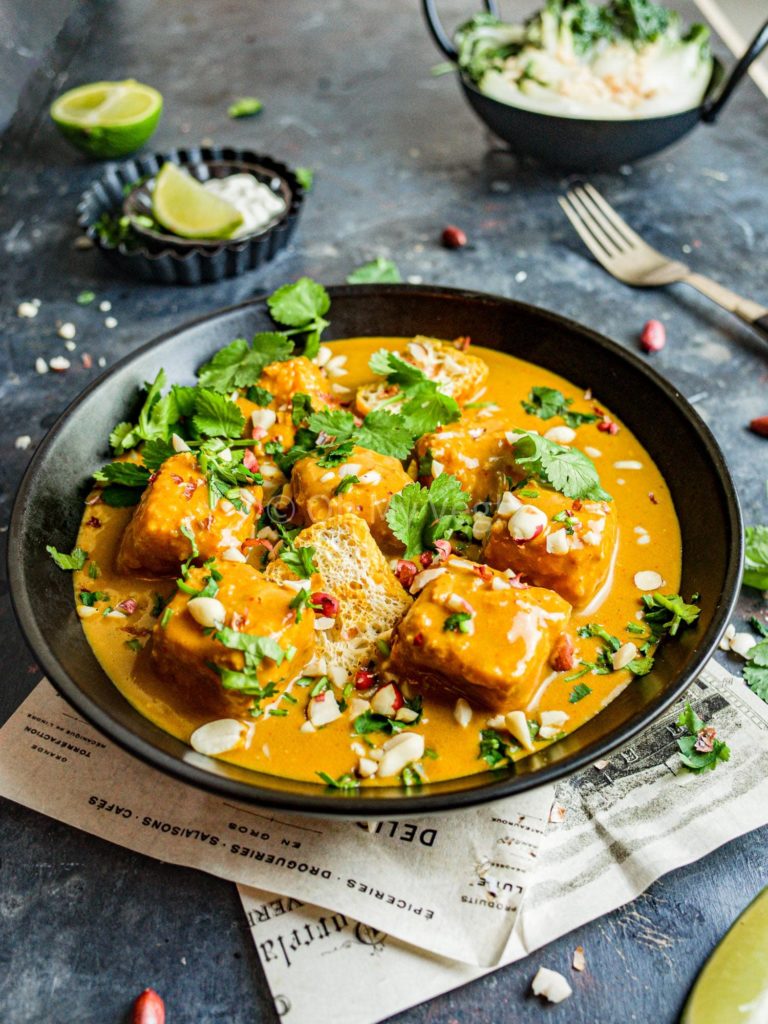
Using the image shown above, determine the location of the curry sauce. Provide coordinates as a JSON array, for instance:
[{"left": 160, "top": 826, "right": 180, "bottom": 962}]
[{"left": 72, "top": 337, "right": 682, "bottom": 786}]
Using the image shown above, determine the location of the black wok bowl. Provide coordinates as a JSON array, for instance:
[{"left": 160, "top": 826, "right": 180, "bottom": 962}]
[
  {"left": 9, "top": 285, "right": 742, "bottom": 817},
  {"left": 423, "top": 0, "right": 768, "bottom": 170}
]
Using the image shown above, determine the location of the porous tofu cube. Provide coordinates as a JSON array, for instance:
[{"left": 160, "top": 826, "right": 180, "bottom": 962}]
[
  {"left": 290, "top": 445, "right": 412, "bottom": 552},
  {"left": 152, "top": 561, "right": 315, "bottom": 716},
  {"left": 484, "top": 486, "right": 617, "bottom": 609},
  {"left": 117, "top": 453, "right": 261, "bottom": 576},
  {"left": 389, "top": 558, "right": 571, "bottom": 711},
  {"left": 413, "top": 412, "right": 521, "bottom": 506},
  {"left": 355, "top": 337, "right": 489, "bottom": 416}
]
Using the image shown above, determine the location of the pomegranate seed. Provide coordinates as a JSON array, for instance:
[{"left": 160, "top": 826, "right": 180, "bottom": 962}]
[
  {"left": 117, "top": 598, "right": 138, "bottom": 615},
  {"left": 749, "top": 416, "right": 768, "bottom": 438},
  {"left": 311, "top": 592, "right": 339, "bottom": 617},
  {"left": 132, "top": 988, "right": 166, "bottom": 1024},
  {"left": 413, "top": 631, "right": 425, "bottom": 647},
  {"left": 434, "top": 539, "right": 452, "bottom": 561},
  {"left": 419, "top": 551, "right": 434, "bottom": 568},
  {"left": 394, "top": 559, "right": 418, "bottom": 588},
  {"left": 441, "top": 225, "right": 467, "bottom": 249},
  {"left": 354, "top": 668, "right": 375, "bottom": 690},
  {"left": 640, "top": 319, "right": 666, "bottom": 353},
  {"left": 243, "top": 449, "right": 259, "bottom": 472}
]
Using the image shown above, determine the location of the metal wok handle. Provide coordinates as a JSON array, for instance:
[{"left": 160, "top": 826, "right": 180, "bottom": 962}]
[
  {"left": 703, "top": 18, "right": 768, "bottom": 123},
  {"left": 421, "top": 0, "right": 501, "bottom": 62}
]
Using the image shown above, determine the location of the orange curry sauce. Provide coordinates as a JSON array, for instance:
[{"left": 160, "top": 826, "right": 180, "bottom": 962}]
[{"left": 73, "top": 338, "right": 681, "bottom": 785}]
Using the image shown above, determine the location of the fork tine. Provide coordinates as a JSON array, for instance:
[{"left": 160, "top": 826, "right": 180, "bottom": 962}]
[
  {"left": 557, "top": 196, "right": 620, "bottom": 271},
  {"left": 582, "top": 184, "right": 647, "bottom": 249},
  {"left": 564, "top": 189, "right": 623, "bottom": 260},
  {"left": 570, "top": 185, "right": 631, "bottom": 254}
]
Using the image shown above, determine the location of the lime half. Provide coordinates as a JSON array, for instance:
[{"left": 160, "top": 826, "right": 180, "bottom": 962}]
[
  {"left": 50, "top": 80, "right": 162, "bottom": 159},
  {"left": 151, "top": 163, "right": 244, "bottom": 240},
  {"left": 682, "top": 887, "right": 768, "bottom": 1024}
]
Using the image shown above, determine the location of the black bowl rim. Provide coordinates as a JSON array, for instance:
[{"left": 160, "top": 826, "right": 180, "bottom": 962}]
[
  {"left": 458, "top": 54, "right": 725, "bottom": 127},
  {"left": 8, "top": 284, "right": 743, "bottom": 818},
  {"left": 76, "top": 146, "right": 304, "bottom": 264}
]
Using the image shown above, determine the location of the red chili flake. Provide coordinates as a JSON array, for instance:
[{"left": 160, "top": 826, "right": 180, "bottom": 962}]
[
  {"left": 571, "top": 499, "right": 583, "bottom": 512},
  {"left": 592, "top": 404, "right": 606, "bottom": 417},
  {"left": 413, "top": 632, "right": 425, "bottom": 647},
  {"left": 231, "top": 611, "right": 246, "bottom": 631},
  {"left": 749, "top": 416, "right": 768, "bottom": 438},
  {"left": 81, "top": 352, "right": 93, "bottom": 369},
  {"left": 453, "top": 335, "right": 471, "bottom": 351},
  {"left": 419, "top": 551, "right": 434, "bottom": 568},
  {"left": 694, "top": 726, "right": 717, "bottom": 753},
  {"left": 472, "top": 564, "right": 492, "bottom": 581},
  {"left": 148, "top": 471, "right": 158, "bottom": 484},
  {"left": 243, "top": 537, "right": 274, "bottom": 552},
  {"left": 551, "top": 633, "right": 576, "bottom": 672},
  {"left": 311, "top": 592, "right": 339, "bottom": 617},
  {"left": 434, "top": 539, "right": 452, "bottom": 561},
  {"left": 121, "top": 625, "right": 151, "bottom": 637},
  {"left": 649, "top": 492, "right": 659, "bottom": 505},
  {"left": 394, "top": 560, "right": 418, "bottom": 588},
  {"left": 117, "top": 598, "right": 138, "bottom": 615},
  {"left": 171, "top": 474, "right": 183, "bottom": 484},
  {"left": 354, "top": 668, "right": 375, "bottom": 690},
  {"left": 243, "top": 449, "right": 259, "bottom": 473},
  {"left": 85, "top": 516, "right": 101, "bottom": 528},
  {"left": 182, "top": 481, "right": 197, "bottom": 500}
]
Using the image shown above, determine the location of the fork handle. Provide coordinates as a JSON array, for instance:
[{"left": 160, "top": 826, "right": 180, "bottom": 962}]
[{"left": 682, "top": 272, "right": 768, "bottom": 339}]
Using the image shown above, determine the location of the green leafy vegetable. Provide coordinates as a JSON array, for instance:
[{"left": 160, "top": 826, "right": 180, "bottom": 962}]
[
  {"left": 246, "top": 385, "right": 274, "bottom": 407},
  {"left": 568, "top": 682, "right": 592, "bottom": 702},
  {"left": 294, "top": 167, "right": 314, "bottom": 191},
  {"left": 367, "top": 349, "right": 461, "bottom": 436},
  {"left": 386, "top": 473, "right": 473, "bottom": 559},
  {"left": 641, "top": 592, "right": 701, "bottom": 638},
  {"left": 511, "top": 430, "right": 611, "bottom": 502},
  {"left": 347, "top": 258, "right": 402, "bottom": 284},
  {"left": 744, "top": 526, "right": 768, "bottom": 591},
  {"left": 197, "top": 333, "right": 295, "bottom": 393},
  {"left": 76, "top": 290, "right": 96, "bottom": 305},
  {"left": 277, "top": 528, "right": 318, "bottom": 579},
  {"left": 316, "top": 771, "right": 360, "bottom": 789},
  {"left": 110, "top": 370, "right": 179, "bottom": 453},
  {"left": 522, "top": 386, "right": 598, "bottom": 428},
  {"left": 744, "top": 638, "right": 768, "bottom": 703},
  {"left": 79, "top": 590, "right": 109, "bottom": 606},
  {"left": 676, "top": 703, "right": 731, "bottom": 773},
  {"left": 267, "top": 277, "right": 330, "bottom": 359},
  {"left": 47, "top": 545, "right": 88, "bottom": 571},
  {"left": 228, "top": 97, "right": 263, "bottom": 118},
  {"left": 191, "top": 390, "right": 246, "bottom": 439},
  {"left": 334, "top": 475, "right": 359, "bottom": 495},
  {"left": 478, "top": 728, "right": 518, "bottom": 768},
  {"left": 444, "top": 612, "right": 473, "bottom": 633},
  {"left": 401, "top": 766, "right": 423, "bottom": 787},
  {"left": 352, "top": 711, "right": 406, "bottom": 736}
]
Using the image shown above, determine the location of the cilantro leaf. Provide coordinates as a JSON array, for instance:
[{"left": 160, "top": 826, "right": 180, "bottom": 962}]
[
  {"left": 109, "top": 422, "right": 134, "bottom": 451},
  {"left": 347, "top": 258, "right": 402, "bottom": 284},
  {"left": 334, "top": 475, "right": 358, "bottom": 495},
  {"left": 141, "top": 438, "right": 175, "bottom": 471},
  {"left": 276, "top": 526, "right": 318, "bottom": 579},
  {"left": 400, "top": 384, "right": 461, "bottom": 436},
  {"left": 522, "top": 386, "right": 598, "bottom": 428},
  {"left": 294, "top": 167, "right": 314, "bottom": 191},
  {"left": 479, "top": 728, "right": 518, "bottom": 768},
  {"left": 369, "top": 350, "right": 427, "bottom": 388},
  {"left": 511, "top": 430, "right": 611, "bottom": 502},
  {"left": 227, "top": 96, "right": 262, "bottom": 118},
  {"left": 101, "top": 485, "right": 144, "bottom": 507},
  {"left": 641, "top": 593, "right": 701, "bottom": 638},
  {"left": 246, "top": 385, "right": 274, "bottom": 407},
  {"left": 676, "top": 702, "right": 731, "bottom": 773},
  {"left": 353, "top": 711, "right": 406, "bottom": 736},
  {"left": 93, "top": 462, "right": 151, "bottom": 488},
  {"left": 386, "top": 474, "right": 472, "bottom": 558},
  {"left": 316, "top": 771, "right": 360, "bottom": 789},
  {"left": 744, "top": 525, "right": 768, "bottom": 591},
  {"left": 356, "top": 409, "right": 414, "bottom": 460},
  {"left": 191, "top": 389, "right": 245, "bottom": 439},
  {"left": 47, "top": 545, "right": 88, "bottom": 571},
  {"left": 110, "top": 370, "right": 181, "bottom": 453},
  {"left": 215, "top": 627, "right": 285, "bottom": 667},
  {"left": 197, "top": 334, "right": 294, "bottom": 392},
  {"left": 268, "top": 278, "right": 330, "bottom": 328},
  {"left": 568, "top": 683, "right": 592, "bottom": 703},
  {"left": 744, "top": 638, "right": 768, "bottom": 702},
  {"left": 291, "top": 392, "right": 314, "bottom": 426},
  {"left": 444, "top": 612, "right": 472, "bottom": 633}
]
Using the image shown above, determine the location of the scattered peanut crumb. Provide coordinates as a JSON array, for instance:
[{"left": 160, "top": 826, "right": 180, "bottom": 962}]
[
  {"left": 49, "top": 356, "right": 71, "bottom": 371},
  {"left": 34, "top": 357, "right": 48, "bottom": 374},
  {"left": 572, "top": 946, "right": 586, "bottom": 972},
  {"left": 594, "top": 759, "right": 609, "bottom": 770},
  {"left": 531, "top": 966, "right": 572, "bottom": 1004},
  {"left": 64, "top": 340, "right": 77, "bottom": 352},
  {"left": 17, "top": 301, "right": 39, "bottom": 318},
  {"left": 99, "top": 300, "right": 112, "bottom": 312},
  {"left": 97, "top": 356, "right": 106, "bottom": 367},
  {"left": 73, "top": 236, "right": 93, "bottom": 250},
  {"left": 57, "top": 322, "right": 76, "bottom": 340},
  {"left": 104, "top": 316, "right": 118, "bottom": 329},
  {"left": 14, "top": 435, "right": 32, "bottom": 450}
]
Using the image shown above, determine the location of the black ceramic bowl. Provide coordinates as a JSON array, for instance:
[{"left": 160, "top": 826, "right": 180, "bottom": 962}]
[
  {"left": 423, "top": 0, "right": 768, "bottom": 170},
  {"left": 9, "top": 285, "right": 742, "bottom": 817}
]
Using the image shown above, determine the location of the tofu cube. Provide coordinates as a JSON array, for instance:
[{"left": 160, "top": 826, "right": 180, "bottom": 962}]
[{"left": 389, "top": 559, "right": 571, "bottom": 711}]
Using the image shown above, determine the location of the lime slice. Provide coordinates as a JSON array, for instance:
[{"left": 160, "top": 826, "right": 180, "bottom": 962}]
[
  {"left": 151, "top": 163, "right": 244, "bottom": 240},
  {"left": 50, "top": 80, "right": 162, "bottom": 159},
  {"left": 682, "top": 887, "right": 768, "bottom": 1024}
]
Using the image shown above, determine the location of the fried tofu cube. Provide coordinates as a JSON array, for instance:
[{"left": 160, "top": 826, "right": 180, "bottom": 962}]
[
  {"left": 389, "top": 558, "right": 571, "bottom": 712},
  {"left": 265, "top": 514, "right": 412, "bottom": 682},
  {"left": 355, "top": 337, "right": 489, "bottom": 416},
  {"left": 413, "top": 412, "right": 522, "bottom": 506},
  {"left": 484, "top": 487, "right": 617, "bottom": 609},
  {"left": 152, "top": 561, "right": 315, "bottom": 717},
  {"left": 290, "top": 446, "right": 413, "bottom": 552},
  {"left": 117, "top": 453, "right": 261, "bottom": 576}
]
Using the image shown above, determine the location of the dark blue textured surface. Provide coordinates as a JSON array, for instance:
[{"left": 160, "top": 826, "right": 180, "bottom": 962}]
[{"left": 1, "top": 1, "right": 767, "bottom": 1021}]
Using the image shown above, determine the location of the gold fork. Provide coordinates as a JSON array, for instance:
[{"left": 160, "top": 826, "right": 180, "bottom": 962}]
[{"left": 558, "top": 183, "right": 768, "bottom": 340}]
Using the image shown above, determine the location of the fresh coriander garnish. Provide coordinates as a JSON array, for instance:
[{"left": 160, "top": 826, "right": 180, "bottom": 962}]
[
  {"left": 334, "top": 475, "right": 359, "bottom": 495},
  {"left": 246, "top": 385, "right": 274, "bottom": 406},
  {"left": 288, "top": 586, "right": 314, "bottom": 622},
  {"left": 641, "top": 593, "right": 700, "bottom": 637},
  {"left": 277, "top": 527, "right": 318, "bottom": 579},
  {"left": 521, "top": 386, "right": 599, "bottom": 428},
  {"left": 367, "top": 349, "right": 461, "bottom": 437},
  {"left": 347, "top": 258, "right": 402, "bottom": 284},
  {"left": 88, "top": 562, "right": 101, "bottom": 579},
  {"left": 47, "top": 545, "right": 88, "bottom": 571},
  {"left": 228, "top": 97, "right": 263, "bottom": 118},
  {"left": 352, "top": 711, "right": 406, "bottom": 735},
  {"left": 400, "top": 765, "right": 423, "bottom": 787},
  {"left": 76, "top": 290, "right": 96, "bottom": 305},
  {"left": 744, "top": 526, "right": 768, "bottom": 591},
  {"left": 676, "top": 703, "right": 730, "bottom": 773},
  {"left": 316, "top": 771, "right": 359, "bottom": 789},
  {"left": 443, "top": 612, "right": 473, "bottom": 633},
  {"left": 568, "top": 682, "right": 592, "bottom": 703},
  {"left": 125, "top": 638, "right": 143, "bottom": 652},
  {"left": 291, "top": 392, "right": 314, "bottom": 426},
  {"left": 511, "top": 430, "right": 611, "bottom": 502},
  {"left": 552, "top": 509, "right": 577, "bottom": 534},
  {"left": 386, "top": 473, "right": 473, "bottom": 559},
  {"left": 160, "top": 607, "right": 173, "bottom": 628},
  {"left": 93, "top": 461, "right": 151, "bottom": 507},
  {"left": 79, "top": 590, "right": 109, "bottom": 606},
  {"left": 478, "top": 728, "right": 518, "bottom": 768},
  {"left": 744, "top": 637, "right": 768, "bottom": 703},
  {"left": 294, "top": 167, "right": 314, "bottom": 191}
]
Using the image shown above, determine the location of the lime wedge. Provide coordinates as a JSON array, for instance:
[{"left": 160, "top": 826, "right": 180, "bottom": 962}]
[
  {"left": 682, "top": 887, "right": 768, "bottom": 1023},
  {"left": 151, "top": 163, "right": 244, "bottom": 240},
  {"left": 50, "top": 80, "right": 162, "bottom": 159}
]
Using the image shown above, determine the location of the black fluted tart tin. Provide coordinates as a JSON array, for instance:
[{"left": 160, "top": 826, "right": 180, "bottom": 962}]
[{"left": 77, "top": 146, "right": 304, "bottom": 285}]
